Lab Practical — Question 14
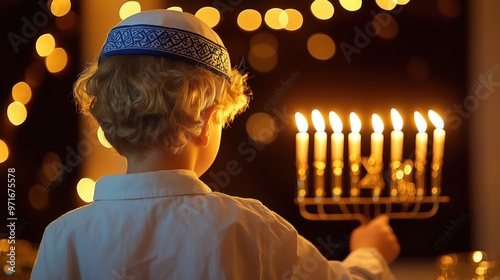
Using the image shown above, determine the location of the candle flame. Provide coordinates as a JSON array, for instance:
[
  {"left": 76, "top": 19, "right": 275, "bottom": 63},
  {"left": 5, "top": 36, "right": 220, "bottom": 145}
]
[
  {"left": 311, "top": 109, "right": 325, "bottom": 132},
  {"left": 428, "top": 110, "right": 444, "bottom": 129},
  {"left": 295, "top": 112, "right": 308, "bottom": 132},
  {"left": 349, "top": 112, "right": 361, "bottom": 133},
  {"left": 372, "top": 114, "right": 384, "bottom": 133},
  {"left": 329, "top": 111, "right": 342, "bottom": 133},
  {"left": 414, "top": 111, "right": 427, "bottom": 132},
  {"left": 391, "top": 108, "right": 403, "bottom": 131}
]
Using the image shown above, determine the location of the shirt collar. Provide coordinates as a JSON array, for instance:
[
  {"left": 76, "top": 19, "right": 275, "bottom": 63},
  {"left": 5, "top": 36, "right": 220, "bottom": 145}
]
[{"left": 93, "top": 169, "right": 212, "bottom": 201}]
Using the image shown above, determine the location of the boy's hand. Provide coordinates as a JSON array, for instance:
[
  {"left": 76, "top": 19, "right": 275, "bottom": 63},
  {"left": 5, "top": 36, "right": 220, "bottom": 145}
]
[{"left": 349, "top": 215, "right": 400, "bottom": 264}]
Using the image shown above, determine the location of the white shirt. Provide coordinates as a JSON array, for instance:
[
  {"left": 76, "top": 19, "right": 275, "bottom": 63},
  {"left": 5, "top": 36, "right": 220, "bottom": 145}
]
[{"left": 31, "top": 170, "right": 395, "bottom": 280}]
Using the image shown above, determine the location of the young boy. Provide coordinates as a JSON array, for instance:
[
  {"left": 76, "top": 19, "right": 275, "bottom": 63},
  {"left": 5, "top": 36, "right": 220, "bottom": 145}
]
[{"left": 31, "top": 9, "right": 399, "bottom": 279}]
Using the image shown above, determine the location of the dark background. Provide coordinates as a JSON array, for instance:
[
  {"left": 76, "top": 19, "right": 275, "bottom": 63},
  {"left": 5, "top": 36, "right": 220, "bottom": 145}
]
[{"left": 1, "top": 0, "right": 470, "bottom": 262}]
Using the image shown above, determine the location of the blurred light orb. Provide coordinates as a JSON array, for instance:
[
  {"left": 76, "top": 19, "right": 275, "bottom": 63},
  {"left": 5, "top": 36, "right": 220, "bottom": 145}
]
[
  {"left": 97, "top": 126, "right": 113, "bottom": 148},
  {"left": 398, "top": 0, "right": 410, "bottom": 4},
  {"left": 438, "top": 0, "right": 462, "bottom": 18},
  {"left": 373, "top": 13, "right": 399, "bottom": 39},
  {"left": 50, "top": 0, "right": 71, "bottom": 17},
  {"left": 119, "top": 1, "right": 141, "bottom": 20},
  {"left": 36, "top": 33, "right": 55, "bottom": 57},
  {"left": 265, "top": 8, "right": 287, "bottom": 30},
  {"left": 24, "top": 61, "right": 46, "bottom": 87},
  {"left": 246, "top": 112, "right": 278, "bottom": 145},
  {"left": 12, "top": 81, "right": 32, "bottom": 105},
  {"left": 195, "top": 6, "right": 220, "bottom": 28},
  {"left": 248, "top": 33, "right": 279, "bottom": 72},
  {"left": 307, "top": 33, "right": 336, "bottom": 60},
  {"left": 7, "top": 101, "right": 27, "bottom": 126},
  {"left": 29, "top": 184, "right": 49, "bottom": 210},
  {"left": 42, "top": 151, "right": 63, "bottom": 181},
  {"left": 238, "top": 9, "right": 262, "bottom": 31},
  {"left": 376, "top": 0, "right": 397, "bottom": 11},
  {"left": 166, "top": 6, "right": 183, "bottom": 12},
  {"left": 45, "top": 47, "right": 68, "bottom": 73},
  {"left": 339, "top": 0, "right": 362, "bottom": 11},
  {"left": 77, "top": 178, "right": 96, "bottom": 203},
  {"left": 0, "top": 140, "right": 8, "bottom": 163},
  {"left": 283, "top": 9, "right": 303, "bottom": 31},
  {"left": 311, "top": 0, "right": 334, "bottom": 20}
]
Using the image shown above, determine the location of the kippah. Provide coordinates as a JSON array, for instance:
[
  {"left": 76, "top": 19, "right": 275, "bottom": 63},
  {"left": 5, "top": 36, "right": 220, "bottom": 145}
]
[{"left": 100, "top": 9, "right": 231, "bottom": 81}]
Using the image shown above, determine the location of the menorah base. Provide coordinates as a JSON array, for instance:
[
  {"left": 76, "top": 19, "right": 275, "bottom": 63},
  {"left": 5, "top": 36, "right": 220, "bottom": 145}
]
[{"left": 295, "top": 196, "right": 450, "bottom": 224}]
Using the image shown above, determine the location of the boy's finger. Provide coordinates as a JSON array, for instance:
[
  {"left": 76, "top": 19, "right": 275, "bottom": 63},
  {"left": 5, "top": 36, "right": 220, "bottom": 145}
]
[{"left": 372, "top": 214, "right": 389, "bottom": 224}]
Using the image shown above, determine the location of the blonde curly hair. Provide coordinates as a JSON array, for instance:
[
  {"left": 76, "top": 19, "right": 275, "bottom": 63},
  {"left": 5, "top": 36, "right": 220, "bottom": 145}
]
[{"left": 74, "top": 55, "right": 251, "bottom": 159}]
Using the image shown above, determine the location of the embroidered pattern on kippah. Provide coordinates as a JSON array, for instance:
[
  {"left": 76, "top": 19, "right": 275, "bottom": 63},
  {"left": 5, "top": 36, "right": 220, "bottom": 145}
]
[{"left": 101, "top": 24, "right": 231, "bottom": 80}]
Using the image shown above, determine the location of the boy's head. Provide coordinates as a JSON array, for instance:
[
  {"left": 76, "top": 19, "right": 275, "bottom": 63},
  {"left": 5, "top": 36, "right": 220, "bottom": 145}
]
[{"left": 74, "top": 10, "right": 251, "bottom": 161}]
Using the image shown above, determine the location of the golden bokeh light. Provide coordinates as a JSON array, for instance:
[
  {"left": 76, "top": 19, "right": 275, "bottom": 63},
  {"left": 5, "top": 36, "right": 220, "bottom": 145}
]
[
  {"left": 265, "top": 8, "right": 287, "bottom": 30},
  {"left": 50, "top": 0, "right": 71, "bottom": 17},
  {"left": 119, "top": 1, "right": 141, "bottom": 20},
  {"left": 248, "top": 49, "right": 278, "bottom": 73},
  {"left": 283, "top": 9, "right": 303, "bottom": 31},
  {"left": 36, "top": 33, "right": 55, "bottom": 57},
  {"left": 237, "top": 9, "right": 262, "bottom": 32},
  {"left": 28, "top": 184, "right": 49, "bottom": 210},
  {"left": 195, "top": 6, "right": 220, "bottom": 28},
  {"left": 307, "top": 33, "right": 336, "bottom": 60},
  {"left": 376, "top": 0, "right": 397, "bottom": 11},
  {"left": 373, "top": 13, "right": 399, "bottom": 39},
  {"left": 12, "top": 81, "right": 32, "bottom": 105},
  {"left": 77, "top": 178, "right": 96, "bottom": 203},
  {"left": 97, "top": 126, "right": 113, "bottom": 148},
  {"left": 246, "top": 112, "right": 278, "bottom": 145},
  {"left": 438, "top": 0, "right": 462, "bottom": 18},
  {"left": 166, "top": 6, "right": 183, "bottom": 12},
  {"left": 7, "top": 101, "right": 27, "bottom": 126},
  {"left": 0, "top": 140, "right": 8, "bottom": 163},
  {"left": 339, "top": 0, "right": 362, "bottom": 11},
  {"left": 42, "top": 151, "right": 62, "bottom": 181},
  {"left": 45, "top": 47, "right": 68, "bottom": 73},
  {"left": 398, "top": 0, "right": 410, "bottom": 4},
  {"left": 24, "top": 61, "right": 46, "bottom": 87},
  {"left": 248, "top": 32, "right": 279, "bottom": 72},
  {"left": 311, "top": 0, "right": 335, "bottom": 20}
]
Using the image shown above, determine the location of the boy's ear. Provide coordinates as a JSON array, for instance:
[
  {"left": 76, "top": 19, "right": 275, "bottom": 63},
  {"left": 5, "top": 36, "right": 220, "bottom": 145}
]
[{"left": 193, "top": 105, "right": 216, "bottom": 147}]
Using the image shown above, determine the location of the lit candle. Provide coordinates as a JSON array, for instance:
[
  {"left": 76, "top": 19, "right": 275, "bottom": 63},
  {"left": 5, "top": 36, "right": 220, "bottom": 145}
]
[
  {"left": 295, "top": 112, "right": 309, "bottom": 167},
  {"left": 348, "top": 112, "right": 361, "bottom": 159},
  {"left": 414, "top": 111, "right": 428, "bottom": 161},
  {"left": 329, "top": 111, "right": 344, "bottom": 161},
  {"left": 390, "top": 108, "right": 404, "bottom": 162},
  {"left": 312, "top": 109, "right": 327, "bottom": 164},
  {"left": 371, "top": 114, "right": 384, "bottom": 158},
  {"left": 428, "top": 110, "right": 446, "bottom": 161}
]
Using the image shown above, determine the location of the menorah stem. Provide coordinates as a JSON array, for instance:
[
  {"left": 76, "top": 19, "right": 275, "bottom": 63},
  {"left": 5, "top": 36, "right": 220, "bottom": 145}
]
[
  {"left": 296, "top": 162, "right": 308, "bottom": 201},
  {"left": 331, "top": 159, "right": 343, "bottom": 200},
  {"left": 431, "top": 158, "right": 443, "bottom": 196},
  {"left": 349, "top": 154, "right": 361, "bottom": 200},
  {"left": 415, "top": 156, "right": 426, "bottom": 199},
  {"left": 314, "top": 160, "right": 326, "bottom": 202}
]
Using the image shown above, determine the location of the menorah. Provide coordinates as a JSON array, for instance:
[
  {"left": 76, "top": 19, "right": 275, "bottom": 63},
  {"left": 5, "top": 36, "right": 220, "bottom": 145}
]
[{"left": 294, "top": 109, "right": 450, "bottom": 224}]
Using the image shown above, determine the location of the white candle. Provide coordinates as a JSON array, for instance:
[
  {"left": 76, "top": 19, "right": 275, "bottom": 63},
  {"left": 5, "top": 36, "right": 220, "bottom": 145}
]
[
  {"left": 428, "top": 110, "right": 446, "bottom": 161},
  {"left": 390, "top": 108, "right": 404, "bottom": 162},
  {"left": 348, "top": 112, "right": 361, "bottom": 159},
  {"left": 371, "top": 114, "right": 384, "bottom": 158},
  {"left": 312, "top": 109, "right": 327, "bottom": 163},
  {"left": 329, "top": 111, "right": 344, "bottom": 161},
  {"left": 295, "top": 112, "right": 309, "bottom": 166},
  {"left": 414, "top": 111, "right": 428, "bottom": 161}
]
